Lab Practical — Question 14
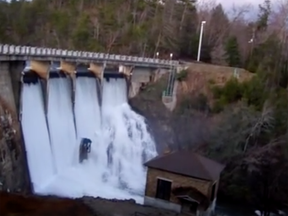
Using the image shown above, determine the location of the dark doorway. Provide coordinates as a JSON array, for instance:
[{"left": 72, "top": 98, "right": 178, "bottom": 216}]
[
  {"left": 189, "top": 201, "right": 198, "bottom": 214},
  {"left": 155, "top": 178, "right": 172, "bottom": 201},
  {"left": 181, "top": 199, "right": 198, "bottom": 215},
  {"left": 211, "top": 183, "right": 216, "bottom": 201}
]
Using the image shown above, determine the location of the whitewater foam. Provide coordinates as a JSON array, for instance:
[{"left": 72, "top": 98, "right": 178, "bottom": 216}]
[
  {"left": 101, "top": 78, "right": 156, "bottom": 195},
  {"left": 21, "top": 82, "right": 55, "bottom": 192},
  {"left": 22, "top": 77, "right": 156, "bottom": 203},
  {"left": 47, "top": 78, "right": 77, "bottom": 174}
]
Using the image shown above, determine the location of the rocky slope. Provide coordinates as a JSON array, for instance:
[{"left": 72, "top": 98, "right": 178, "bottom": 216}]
[
  {"left": 130, "top": 64, "right": 288, "bottom": 211},
  {"left": 130, "top": 64, "right": 253, "bottom": 152},
  {"left": 0, "top": 96, "right": 30, "bottom": 192}
]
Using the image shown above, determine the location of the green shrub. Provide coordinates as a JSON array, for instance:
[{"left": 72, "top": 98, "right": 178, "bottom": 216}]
[
  {"left": 176, "top": 69, "right": 188, "bottom": 81},
  {"left": 241, "top": 76, "right": 266, "bottom": 110},
  {"left": 211, "top": 78, "right": 243, "bottom": 103},
  {"left": 176, "top": 93, "right": 210, "bottom": 114},
  {"left": 211, "top": 86, "right": 222, "bottom": 99},
  {"left": 208, "top": 78, "right": 215, "bottom": 85},
  {"left": 212, "top": 96, "right": 227, "bottom": 113},
  {"left": 211, "top": 76, "right": 266, "bottom": 112},
  {"left": 222, "top": 78, "right": 243, "bottom": 102}
]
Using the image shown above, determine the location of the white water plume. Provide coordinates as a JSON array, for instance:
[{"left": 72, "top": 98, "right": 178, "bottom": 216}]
[
  {"left": 46, "top": 77, "right": 77, "bottom": 174},
  {"left": 21, "top": 82, "right": 55, "bottom": 192},
  {"left": 101, "top": 78, "right": 156, "bottom": 195},
  {"left": 22, "top": 76, "right": 156, "bottom": 202}
]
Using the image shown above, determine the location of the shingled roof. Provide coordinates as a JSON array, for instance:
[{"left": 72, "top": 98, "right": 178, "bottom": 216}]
[{"left": 144, "top": 150, "right": 225, "bottom": 181}]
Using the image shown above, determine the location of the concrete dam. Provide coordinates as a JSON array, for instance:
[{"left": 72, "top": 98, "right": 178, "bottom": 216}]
[{"left": 0, "top": 45, "right": 178, "bottom": 202}]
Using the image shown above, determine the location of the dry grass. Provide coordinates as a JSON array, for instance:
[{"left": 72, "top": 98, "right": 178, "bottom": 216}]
[{"left": 176, "top": 63, "right": 254, "bottom": 103}]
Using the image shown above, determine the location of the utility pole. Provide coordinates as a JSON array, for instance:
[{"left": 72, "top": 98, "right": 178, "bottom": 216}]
[{"left": 197, "top": 21, "right": 206, "bottom": 62}]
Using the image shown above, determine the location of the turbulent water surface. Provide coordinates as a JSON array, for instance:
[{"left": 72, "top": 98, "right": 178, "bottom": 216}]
[{"left": 21, "top": 76, "right": 156, "bottom": 202}]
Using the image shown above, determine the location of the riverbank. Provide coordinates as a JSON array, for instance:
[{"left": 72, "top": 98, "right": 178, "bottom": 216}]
[
  {"left": 0, "top": 191, "right": 95, "bottom": 216},
  {"left": 5, "top": 191, "right": 283, "bottom": 216},
  {"left": 0, "top": 192, "right": 180, "bottom": 216}
]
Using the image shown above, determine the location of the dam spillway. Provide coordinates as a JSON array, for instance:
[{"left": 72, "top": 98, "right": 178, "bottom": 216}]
[
  {"left": 21, "top": 80, "right": 55, "bottom": 191},
  {"left": 20, "top": 71, "right": 157, "bottom": 202},
  {"left": 47, "top": 77, "right": 78, "bottom": 174}
]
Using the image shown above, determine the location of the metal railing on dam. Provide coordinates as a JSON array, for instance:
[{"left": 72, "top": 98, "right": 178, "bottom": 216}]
[{"left": 0, "top": 44, "right": 178, "bottom": 68}]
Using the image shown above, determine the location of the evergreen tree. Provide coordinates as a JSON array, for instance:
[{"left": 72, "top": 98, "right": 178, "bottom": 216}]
[
  {"left": 209, "top": 4, "right": 229, "bottom": 47},
  {"left": 72, "top": 14, "right": 92, "bottom": 50},
  {"left": 224, "top": 36, "right": 241, "bottom": 67},
  {"left": 257, "top": 0, "right": 271, "bottom": 31}
]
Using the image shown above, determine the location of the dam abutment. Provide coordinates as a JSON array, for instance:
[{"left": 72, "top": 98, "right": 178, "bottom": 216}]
[
  {"left": 0, "top": 60, "right": 31, "bottom": 192},
  {"left": 119, "top": 65, "right": 134, "bottom": 100},
  {"left": 0, "top": 61, "right": 24, "bottom": 113},
  {"left": 10, "top": 61, "right": 25, "bottom": 115}
]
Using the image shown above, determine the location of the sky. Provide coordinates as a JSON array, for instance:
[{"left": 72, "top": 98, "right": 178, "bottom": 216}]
[
  {"left": 197, "top": 0, "right": 276, "bottom": 20},
  {"left": 213, "top": 0, "right": 280, "bottom": 10},
  {"left": 216, "top": 0, "right": 263, "bottom": 8}
]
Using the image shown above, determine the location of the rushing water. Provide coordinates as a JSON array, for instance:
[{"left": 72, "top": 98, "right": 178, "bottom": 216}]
[
  {"left": 22, "top": 76, "right": 156, "bottom": 203},
  {"left": 21, "top": 81, "right": 55, "bottom": 192},
  {"left": 47, "top": 78, "right": 78, "bottom": 174}
]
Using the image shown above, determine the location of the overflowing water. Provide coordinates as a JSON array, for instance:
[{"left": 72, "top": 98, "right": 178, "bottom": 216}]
[
  {"left": 101, "top": 78, "right": 156, "bottom": 195},
  {"left": 21, "top": 81, "right": 55, "bottom": 192},
  {"left": 47, "top": 78, "right": 77, "bottom": 174},
  {"left": 21, "top": 76, "right": 156, "bottom": 202}
]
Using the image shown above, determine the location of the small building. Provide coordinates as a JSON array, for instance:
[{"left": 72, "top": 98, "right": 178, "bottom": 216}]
[{"left": 143, "top": 150, "right": 225, "bottom": 216}]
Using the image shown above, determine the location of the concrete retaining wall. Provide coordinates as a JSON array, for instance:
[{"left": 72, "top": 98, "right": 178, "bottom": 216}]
[
  {"left": 144, "top": 196, "right": 181, "bottom": 212},
  {"left": 0, "top": 62, "right": 17, "bottom": 111},
  {"left": 0, "top": 60, "right": 30, "bottom": 192},
  {"left": 128, "top": 68, "right": 169, "bottom": 98}
]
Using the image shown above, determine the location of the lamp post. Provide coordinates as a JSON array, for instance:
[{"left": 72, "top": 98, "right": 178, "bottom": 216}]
[
  {"left": 156, "top": 52, "right": 159, "bottom": 58},
  {"left": 167, "top": 53, "right": 173, "bottom": 95},
  {"left": 197, "top": 21, "right": 206, "bottom": 62},
  {"left": 169, "top": 53, "right": 173, "bottom": 73},
  {"left": 169, "top": 53, "right": 173, "bottom": 71}
]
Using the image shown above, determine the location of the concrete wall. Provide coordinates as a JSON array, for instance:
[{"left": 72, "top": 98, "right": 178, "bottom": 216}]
[
  {"left": 0, "top": 60, "right": 30, "bottom": 192},
  {"left": 0, "top": 62, "right": 17, "bottom": 111},
  {"left": 131, "top": 68, "right": 153, "bottom": 83},
  {"left": 129, "top": 67, "right": 169, "bottom": 98},
  {"left": 144, "top": 196, "right": 181, "bottom": 212}
]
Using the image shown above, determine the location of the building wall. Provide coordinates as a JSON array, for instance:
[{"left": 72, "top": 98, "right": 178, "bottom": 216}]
[{"left": 145, "top": 167, "right": 213, "bottom": 205}]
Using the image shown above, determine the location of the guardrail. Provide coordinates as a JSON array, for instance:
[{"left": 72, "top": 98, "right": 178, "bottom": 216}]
[{"left": 0, "top": 44, "right": 178, "bottom": 66}]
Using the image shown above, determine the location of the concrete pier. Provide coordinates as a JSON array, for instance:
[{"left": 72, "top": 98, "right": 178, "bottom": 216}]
[{"left": 0, "top": 60, "right": 30, "bottom": 192}]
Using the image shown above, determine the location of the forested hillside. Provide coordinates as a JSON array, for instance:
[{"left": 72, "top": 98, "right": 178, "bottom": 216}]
[
  {"left": 0, "top": 0, "right": 283, "bottom": 68},
  {"left": 118, "top": 0, "right": 288, "bottom": 214},
  {"left": 1, "top": 0, "right": 288, "bottom": 215}
]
